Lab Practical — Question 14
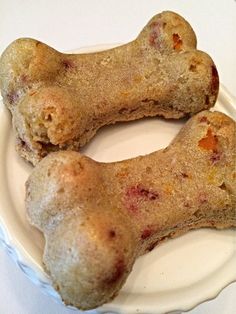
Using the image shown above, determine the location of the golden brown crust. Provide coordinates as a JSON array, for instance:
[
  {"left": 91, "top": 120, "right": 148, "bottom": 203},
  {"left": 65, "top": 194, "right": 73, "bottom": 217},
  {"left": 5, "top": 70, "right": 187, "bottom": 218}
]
[
  {"left": 0, "top": 11, "right": 219, "bottom": 165},
  {"left": 26, "top": 111, "right": 236, "bottom": 309}
]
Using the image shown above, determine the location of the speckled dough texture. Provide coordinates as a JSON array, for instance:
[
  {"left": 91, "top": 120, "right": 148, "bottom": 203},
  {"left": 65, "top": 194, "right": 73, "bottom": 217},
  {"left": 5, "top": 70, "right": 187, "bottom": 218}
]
[
  {"left": 0, "top": 11, "right": 219, "bottom": 165},
  {"left": 26, "top": 111, "right": 236, "bottom": 310}
]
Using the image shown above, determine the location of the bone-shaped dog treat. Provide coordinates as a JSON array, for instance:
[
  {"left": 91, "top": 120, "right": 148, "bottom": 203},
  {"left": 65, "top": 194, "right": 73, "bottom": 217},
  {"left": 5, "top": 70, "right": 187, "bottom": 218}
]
[
  {"left": 0, "top": 11, "right": 219, "bottom": 165},
  {"left": 26, "top": 111, "right": 236, "bottom": 309}
]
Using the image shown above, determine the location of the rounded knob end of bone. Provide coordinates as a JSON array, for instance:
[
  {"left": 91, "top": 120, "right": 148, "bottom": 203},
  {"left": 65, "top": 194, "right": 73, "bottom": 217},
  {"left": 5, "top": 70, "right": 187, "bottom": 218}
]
[
  {"left": 44, "top": 210, "right": 137, "bottom": 310},
  {"left": 0, "top": 39, "right": 61, "bottom": 100}
]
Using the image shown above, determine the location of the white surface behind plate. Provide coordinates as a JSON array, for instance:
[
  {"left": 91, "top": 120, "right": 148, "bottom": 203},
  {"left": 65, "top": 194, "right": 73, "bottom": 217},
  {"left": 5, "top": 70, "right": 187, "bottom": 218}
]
[{"left": 0, "top": 1, "right": 236, "bottom": 314}]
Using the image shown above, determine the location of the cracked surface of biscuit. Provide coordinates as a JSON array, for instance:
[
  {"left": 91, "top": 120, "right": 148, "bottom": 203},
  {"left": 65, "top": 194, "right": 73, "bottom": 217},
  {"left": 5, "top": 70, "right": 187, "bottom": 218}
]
[
  {"left": 26, "top": 111, "right": 236, "bottom": 309},
  {"left": 0, "top": 11, "right": 219, "bottom": 164}
]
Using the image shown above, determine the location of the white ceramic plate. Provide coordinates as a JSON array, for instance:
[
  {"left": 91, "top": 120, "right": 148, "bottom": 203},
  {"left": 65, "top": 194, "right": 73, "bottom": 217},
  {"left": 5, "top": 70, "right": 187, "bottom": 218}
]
[{"left": 0, "top": 45, "right": 236, "bottom": 314}]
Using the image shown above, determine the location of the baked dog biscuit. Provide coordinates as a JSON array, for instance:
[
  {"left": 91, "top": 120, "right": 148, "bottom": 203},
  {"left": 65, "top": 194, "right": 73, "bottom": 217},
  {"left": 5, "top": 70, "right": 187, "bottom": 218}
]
[
  {"left": 26, "top": 111, "right": 236, "bottom": 309},
  {"left": 0, "top": 11, "right": 219, "bottom": 165}
]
